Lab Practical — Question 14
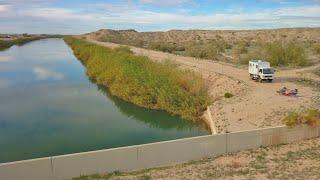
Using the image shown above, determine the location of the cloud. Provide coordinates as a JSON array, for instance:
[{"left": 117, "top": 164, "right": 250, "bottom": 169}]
[
  {"left": 33, "top": 67, "right": 64, "bottom": 80},
  {"left": 22, "top": 7, "right": 97, "bottom": 21},
  {"left": 25, "top": 5, "right": 319, "bottom": 26},
  {"left": 0, "top": 0, "right": 55, "bottom": 5},
  {"left": 0, "top": 1, "right": 320, "bottom": 34},
  {"left": 0, "top": 4, "right": 10, "bottom": 12},
  {"left": 139, "top": 0, "right": 191, "bottom": 5}
]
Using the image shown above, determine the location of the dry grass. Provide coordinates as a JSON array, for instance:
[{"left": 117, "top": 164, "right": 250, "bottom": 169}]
[{"left": 282, "top": 109, "right": 320, "bottom": 127}]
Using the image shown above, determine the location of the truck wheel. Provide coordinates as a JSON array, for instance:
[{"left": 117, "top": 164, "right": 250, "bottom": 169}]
[
  {"left": 259, "top": 78, "right": 263, "bottom": 83},
  {"left": 268, "top": 79, "right": 273, "bottom": 83}
]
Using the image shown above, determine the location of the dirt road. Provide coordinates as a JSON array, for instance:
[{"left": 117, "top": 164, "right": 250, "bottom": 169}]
[{"left": 84, "top": 36, "right": 320, "bottom": 133}]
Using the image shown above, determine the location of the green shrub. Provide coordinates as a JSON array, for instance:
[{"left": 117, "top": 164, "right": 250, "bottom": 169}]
[
  {"left": 282, "top": 112, "right": 300, "bottom": 127},
  {"left": 240, "top": 41, "right": 309, "bottom": 67},
  {"left": 282, "top": 110, "right": 320, "bottom": 127},
  {"left": 64, "top": 36, "right": 210, "bottom": 121},
  {"left": 184, "top": 41, "right": 226, "bottom": 60},
  {"left": 239, "top": 47, "right": 264, "bottom": 65},
  {"left": 265, "top": 42, "right": 307, "bottom": 67},
  {"left": 303, "top": 109, "right": 320, "bottom": 127},
  {"left": 0, "top": 40, "right": 12, "bottom": 50},
  {"left": 236, "top": 41, "right": 249, "bottom": 54},
  {"left": 114, "top": 46, "right": 133, "bottom": 54},
  {"left": 224, "top": 92, "right": 234, "bottom": 98},
  {"left": 314, "top": 43, "right": 320, "bottom": 55},
  {"left": 148, "top": 42, "right": 185, "bottom": 53}
]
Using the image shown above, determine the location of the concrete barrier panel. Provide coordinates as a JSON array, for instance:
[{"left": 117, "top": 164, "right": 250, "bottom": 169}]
[
  {"left": 52, "top": 147, "right": 138, "bottom": 179},
  {"left": 227, "top": 130, "right": 262, "bottom": 153},
  {"left": 0, "top": 157, "right": 54, "bottom": 180},
  {"left": 280, "top": 125, "right": 307, "bottom": 143},
  {"left": 303, "top": 125, "right": 320, "bottom": 139},
  {"left": 260, "top": 126, "right": 284, "bottom": 146},
  {"left": 137, "top": 134, "right": 226, "bottom": 168}
]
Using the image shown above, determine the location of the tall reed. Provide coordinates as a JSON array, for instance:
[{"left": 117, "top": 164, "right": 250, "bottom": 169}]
[{"left": 64, "top": 36, "right": 210, "bottom": 121}]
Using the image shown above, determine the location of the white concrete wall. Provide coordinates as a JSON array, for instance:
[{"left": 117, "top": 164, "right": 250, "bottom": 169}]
[
  {"left": 0, "top": 157, "right": 54, "bottom": 180},
  {"left": 1, "top": 125, "right": 319, "bottom": 180}
]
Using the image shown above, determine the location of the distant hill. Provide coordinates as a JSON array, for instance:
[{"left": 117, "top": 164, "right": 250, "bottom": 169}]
[
  {"left": 87, "top": 28, "right": 320, "bottom": 44},
  {"left": 85, "top": 28, "right": 320, "bottom": 66}
]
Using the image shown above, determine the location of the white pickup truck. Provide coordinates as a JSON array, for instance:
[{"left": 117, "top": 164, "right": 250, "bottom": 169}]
[{"left": 249, "top": 60, "right": 275, "bottom": 82}]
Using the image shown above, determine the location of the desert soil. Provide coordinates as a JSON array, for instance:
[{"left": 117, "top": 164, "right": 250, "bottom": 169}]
[
  {"left": 75, "top": 137, "right": 320, "bottom": 180},
  {"left": 83, "top": 36, "right": 320, "bottom": 133}
]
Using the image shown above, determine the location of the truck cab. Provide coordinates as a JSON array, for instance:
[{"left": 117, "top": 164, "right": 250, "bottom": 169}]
[{"left": 249, "top": 60, "right": 274, "bottom": 82}]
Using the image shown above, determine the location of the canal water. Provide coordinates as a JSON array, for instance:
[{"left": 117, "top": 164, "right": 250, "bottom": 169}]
[{"left": 0, "top": 38, "right": 208, "bottom": 163}]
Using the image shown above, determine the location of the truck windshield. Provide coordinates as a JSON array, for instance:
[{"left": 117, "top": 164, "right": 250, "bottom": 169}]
[{"left": 263, "top": 68, "right": 274, "bottom": 74}]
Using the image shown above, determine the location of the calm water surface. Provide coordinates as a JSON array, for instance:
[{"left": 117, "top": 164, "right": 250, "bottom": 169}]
[{"left": 0, "top": 39, "right": 208, "bottom": 163}]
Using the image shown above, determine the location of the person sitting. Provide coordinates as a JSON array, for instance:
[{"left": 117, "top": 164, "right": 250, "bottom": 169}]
[
  {"left": 279, "top": 87, "right": 287, "bottom": 95},
  {"left": 291, "top": 89, "right": 298, "bottom": 96}
]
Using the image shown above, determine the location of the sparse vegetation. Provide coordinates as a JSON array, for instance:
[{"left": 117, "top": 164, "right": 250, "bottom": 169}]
[
  {"left": 64, "top": 36, "right": 210, "bottom": 121},
  {"left": 93, "top": 28, "right": 318, "bottom": 67},
  {"left": 149, "top": 42, "right": 184, "bottom": 53},
  {"left": 184, "top": 40, "right": 228, "bottom": 60},
  {"left": 282, "top": 109, "right": 320, "bottom": 127},
  {"left": 101, "top": 34, "right": 228, "bottom": 60},
  {"left": 314, "top": 43, "right": 320, "bottom": 55},
  {"left": 264, "top": 41, "right": 307, "bottom": 67},
  {"left": 240, "top": 41, "right": 308, "bottom": 67}
]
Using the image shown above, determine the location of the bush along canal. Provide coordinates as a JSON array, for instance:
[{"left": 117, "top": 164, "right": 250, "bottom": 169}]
[
  {"left": 64, "top": 37, "right": 210, "bottom": 121},
  {"left": 0, "top": 38, "right": 208, "bottom": 163}
]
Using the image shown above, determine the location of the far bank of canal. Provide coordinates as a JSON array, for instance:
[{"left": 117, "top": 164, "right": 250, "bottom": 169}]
[{"left": 0, "top": 38, "right": 208, "bottom": 163}]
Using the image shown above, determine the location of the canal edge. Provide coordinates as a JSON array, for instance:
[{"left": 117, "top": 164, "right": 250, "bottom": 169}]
[{"left": 205, "top": 106, "right": 218, "bottom": 135}]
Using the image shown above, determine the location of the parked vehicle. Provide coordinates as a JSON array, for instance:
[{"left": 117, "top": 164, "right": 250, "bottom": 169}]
[{"left": 249, "top": 60, "right": 275, "bottom": 82}]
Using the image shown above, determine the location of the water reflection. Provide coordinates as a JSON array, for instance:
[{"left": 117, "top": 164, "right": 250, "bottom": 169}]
[
  {"left": 96, "top": 83, "right": 207, "bottom": 131},
  {"left": 32, "top": 67, "right": 64, "bottom": 80}
]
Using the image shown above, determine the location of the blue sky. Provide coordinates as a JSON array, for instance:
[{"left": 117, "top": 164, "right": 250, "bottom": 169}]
[{"left": 0, "top": 0, "right": 320, "bottom": 34}]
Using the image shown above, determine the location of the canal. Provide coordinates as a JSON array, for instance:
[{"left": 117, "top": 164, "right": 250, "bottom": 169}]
[{"left": 0, "top": 38, "right": 208, "bottom": 163}]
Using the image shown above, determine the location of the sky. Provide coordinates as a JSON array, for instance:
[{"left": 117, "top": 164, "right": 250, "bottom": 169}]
[{"left": 0, "top": 0, "right": 320, "bottom": 34}]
